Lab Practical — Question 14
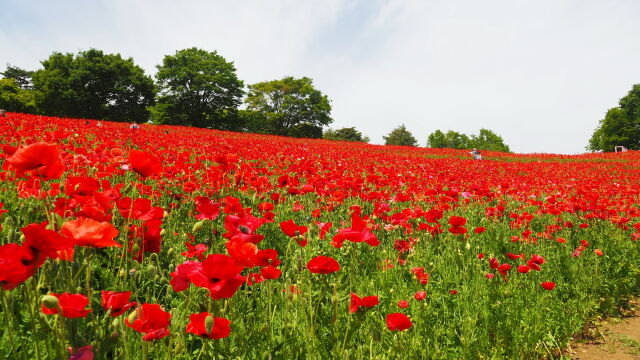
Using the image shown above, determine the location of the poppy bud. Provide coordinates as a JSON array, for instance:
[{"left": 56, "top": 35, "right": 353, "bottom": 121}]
[
  {"left": 192, "top": 221, "right": 205, "bottom": 233},
  {"left": 204, "top": 314, "right": 215, "bottom": 334},
  {"left": 160, "top": 229, "right": 166, "bottom": 237},
  {"left": 167, "top": 248, "right": 175, "bottom": 256},
  {"left": 146, "top": 264, "right": 156, "bottom": 275},
  {"left": 127, "top": 309, "right": 139, "bottom": 324},
  {"left": 111, "top": 318, "right": 121, "bottom": 329},
  {"left": 6, "top": 227, "right": 15, "bottom": 243},
  {"left": 41, "top": 294, "right": 59, "bottom": 309},
  {"left": 19, "top": 234, "right": 25, "bottom": 242},
  {"left": 45, "top": 222, "right": 55, "bottom": 231},
  {"left": 118, "top": 269, "right": 127, "bottom": 278},
  {"left": 163, "top": 211, "right": 169, "bottom": 218}
]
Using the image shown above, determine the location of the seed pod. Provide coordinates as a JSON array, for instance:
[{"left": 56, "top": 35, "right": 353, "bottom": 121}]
[
  {"left": 41, "top": 294, "right": 59, "bottom": 309},
  {"left": 204, "top": 314, "right": 215, "bottom": 334},
  {"left": 127, "top": 309, "right": 139, "bottom": 324},
  {"left": 192, "top": 221, "right": 205, "bottom": 233},
  {"left": 6, "top": 227, "right": 16, "bottom": 243}
]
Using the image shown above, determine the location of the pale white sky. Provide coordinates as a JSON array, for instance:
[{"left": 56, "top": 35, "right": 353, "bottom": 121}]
[{"left": 1, "top": 0, "right": 639, "bottom": 153}]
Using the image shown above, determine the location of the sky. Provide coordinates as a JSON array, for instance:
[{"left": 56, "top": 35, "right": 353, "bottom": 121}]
[{"left": 1, "top": 0, "right": 639, "bottom": 154}]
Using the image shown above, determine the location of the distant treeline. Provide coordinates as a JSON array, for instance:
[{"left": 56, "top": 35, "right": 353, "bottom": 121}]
[{"left": 1, "top": 47, "right": 511, "bottom": 151}]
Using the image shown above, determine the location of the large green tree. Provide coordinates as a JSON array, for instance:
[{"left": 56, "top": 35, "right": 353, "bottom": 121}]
[
  {"left": 245, "top": 76, "right": 332, "bottom": 138},
  {"left": 0, "top": 78, "right": 37, "bottom": 113},
  {"left": 323, "top": 127, "right": 369, "bottom": 143},
  {"left": 151, "top": 48, "right": 244, "bottom": 129},
  {"left": 2, "top": 65, "right": 33, "bottom": 90},
  {"left": 427, "top": 128, "right": 510, "bottom": 152},
  {"left": 384, "top": 125, "right": 418, "bottom": 146},
  {"left": 32, "top": 49, "right": 155, "bottom": 122},
  {"left": 588, "top": 84, "right": 640, "bottom": 152}
]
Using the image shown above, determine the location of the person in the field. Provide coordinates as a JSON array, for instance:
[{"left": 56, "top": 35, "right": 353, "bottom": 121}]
[
  {"left": 470, "top": 148, "right": 482, "bottom": 160},
  {"left": 130, "top": 122, "right": 139, "bottom": 130}
]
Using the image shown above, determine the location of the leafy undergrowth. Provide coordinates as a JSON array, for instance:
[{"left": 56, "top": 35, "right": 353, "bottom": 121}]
[{"left": 0, "top": 113, "right": 639, "bottom": 359}]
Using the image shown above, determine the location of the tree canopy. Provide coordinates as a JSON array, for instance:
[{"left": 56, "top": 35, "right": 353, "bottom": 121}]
[
  {"left": 323, "top": 127, "right": 369, "bottom": 143},
  {"left": 588, "top": 84, "right": 640, "bottom": 152},
  {"left": 384, "top": 125, "right": 418, "bottom": 146},
  {"left": 32, "top": 49, "right": 155, "bottom": 122},
  {"left": 427, "top": 128, "right": 510, "bottom": 152},
  {"left": 1, "top": 65, "right": 33, "bottom": 90},
  {"left": 245, "top": 76, "right": 332, "bottom": 138},
  {"left": 151, "top": 48, "right": 244, "bottom": 129},
  {"left": 0, "top": 78, "right": 37, "bottom": 113}
]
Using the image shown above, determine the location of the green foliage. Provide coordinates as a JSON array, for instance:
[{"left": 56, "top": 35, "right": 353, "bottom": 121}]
[
  {"left": 0, "top": 78, "right": 37, "bottom": 113},
  {"left": 32, "top": 49, "right": 155, "bottom": 122},
  {"left": 1, "top": 65, "right": 33, "bottom": 89},
  {"left": 427, "top": 129, "right": 510, "bottom": 152},
  {"left": 323, "top": 127, "right": 370, "bottom": 143},
  {"left": 245, "top": 76, "right": 332, "bottom": 138},
  {"left": 383, "top": 124, "right": 418, "bottom": 146},
  {"left": 151, "top": 48, "right": 244, "bottom": 129},
  {"left": 588, "top": 84, "right": 640, "bottom": 152}
]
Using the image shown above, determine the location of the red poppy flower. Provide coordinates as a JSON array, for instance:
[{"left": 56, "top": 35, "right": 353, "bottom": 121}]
[
  {"left": 386, "top": 313, "right": 412, "bottom": 331},
  {"left": 170, "top": 261, "right": 204, "bottom": 292},
  {"left": 414, "top": 291, "right": 427, "bottom": 301},
  {"left": 61, "top": 218, "right": 121, "bottom": 248},
  {"left": 306, "top": 256, "right": 340, "bottom": 274},
  {"left": 116, "top": 197, "right": 164, "bottom": 221},
  {"left": 0, "top": 243, "right": 36, "bottom": 290},
  {"left": 223, "top": 214, "right": 265, "bottom": 244},
  {"left": 22, "top": 223, "right": 75, "bottom": 266},
  {"left": 331, "top": 214, "right": 379, "bottom": 248},
  {"left": 181, "top": 242, "right": 208, "bottom": 260},
  {"left": 259, "top": 265, "right": 282, "bottom": 279},
  {"left": 279, "top": 219, "right": 308, "bottom": 237},
  {"left": 225, "top": 238, "right": 258, "bottom": 267},
  {"left": 194, "top": 196, "right": 221, "bottom": 220},
  {"left": 41, "top": 293, "right": 92, "bottom": 318},
  {"left": 397, "top": 300, "right": 409, "bottom": 309},
  {"left": 186, "top": 312, "right": 231, "bottom": 339},
  {"left": 101, "top": 291, "right": 137, "bottom": 316},
  {"left": 128, "top": 150, "right": 162, "bottom": 177},
  {"left": 191, "top": 254, "right": 245, "bottom": 299},
  {"left": 349, "top": 293, "right": 379, "bottom": 313},
  {"left": 541, "top": 282, "right": 556, "bottom": 291},
  {"left": 125, "top": 304, "right": 171, "bottom": 340},
  {"left": 517, "top": 265, "right": 530, "bottom": 273},
  {"left": 68, "top": 345, "right": 93, "bottom": 360},
  {"left": 5, "top": 142, "right": 64, "bottom": 179}
]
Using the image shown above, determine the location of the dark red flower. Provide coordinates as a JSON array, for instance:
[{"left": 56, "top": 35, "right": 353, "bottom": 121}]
[
  {"left": 186, "top": 312, "right": 231, "bottom": 339},
  {"left": 61, "top": 218, "right": 121, "bottom": 248},
  {"left": 129, "top": 150, "right": 162, "bottom": 177},
  {"left": 125, "top": 304, "right": 171, "bottom": 340},
  {"left": 306, "top": 256, "right": 340, "bottom": 274},
  {"left": 541, "top": 282, "right": 556, "bottom": 290},
  {"left": 192, "top": 254, "right": 245, "bottom": 299},
  {"left": 386, "top": 313, "right": 412, "bottom": 331},
  {"left": 279, "top": 219, "right": 308, "bottom": 237},
  {"left": 0, "top": 243, "right": 36, "bottom": 290},
  {"left": 68, "top": 345, "right": 94, "bottom": 360},
  {"left": 5, "top": 142, "right": 64, "bottom": 179},
  {"left": 41, "top": 293, "right": 92, "bottom": 318},
  {"left": 259, "top": 265, "right": 282, "bottom": 279},
  {"left": 194, "top": 196, "right": 221, "bottom": 220},
  {"left": 22, "top": 223, "right": 75, "bottom": 266},
  {"left": 349, "top": 293, "right": 379, "bottom": 313},
  {"left": 101, "top": 291, "right": 137, "bottom": 316}
]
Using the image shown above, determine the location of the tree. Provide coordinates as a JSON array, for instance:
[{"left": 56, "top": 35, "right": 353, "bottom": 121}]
[
  {"left": 32, "top": 49, "right": 155, "bottom": 122},
  {"left": 427, "top": 128, "right": 510, "bottom": 152},
  {"left": 427, "top": 130, "right": 447, "bottom": 148},
  {"left": 2, "top": 65, "right": 33, "bottom": 89},
  {"left": 384, "top": 125, "right": 418, "bottom": 146},
  {"left": 245, "top": 77, "right": 332, "bottom": 138},
  {"left": 151, "top": 48, "right": 244, "bottom": 129},
  {"left": 470, "top": 129, "right": 510, "bottom": 152},
  {"left": 0, "top": 78, "right": 37, "bottom": 113},
  {"left": 323, "top": 127, "right": 370, "bottom": 142},
  {"left": 588, "top": 84, "right": 640, "bottom": 152}
]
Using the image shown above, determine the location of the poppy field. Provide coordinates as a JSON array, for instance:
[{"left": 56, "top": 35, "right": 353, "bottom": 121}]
[{"left": 0, "top": 112, "right": 639, "bottom": 359}]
